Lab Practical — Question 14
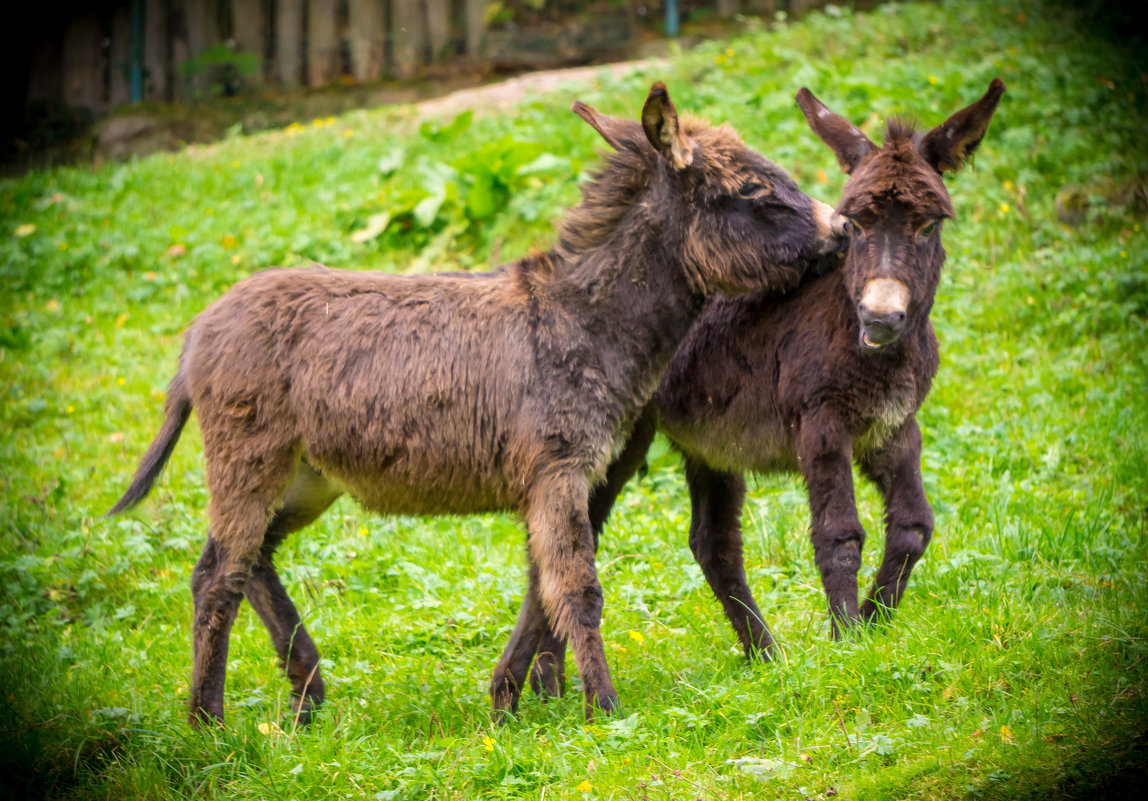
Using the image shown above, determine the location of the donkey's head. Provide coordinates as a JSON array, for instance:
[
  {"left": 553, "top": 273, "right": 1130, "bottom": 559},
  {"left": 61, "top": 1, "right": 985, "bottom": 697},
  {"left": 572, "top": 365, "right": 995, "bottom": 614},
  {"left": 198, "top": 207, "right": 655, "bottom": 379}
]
[
  {"left": 563, "top": 82, "right": 845, "bottom": 296},
  {"left": 797, "top": 79, "right": 1005, "bottom": 352}
]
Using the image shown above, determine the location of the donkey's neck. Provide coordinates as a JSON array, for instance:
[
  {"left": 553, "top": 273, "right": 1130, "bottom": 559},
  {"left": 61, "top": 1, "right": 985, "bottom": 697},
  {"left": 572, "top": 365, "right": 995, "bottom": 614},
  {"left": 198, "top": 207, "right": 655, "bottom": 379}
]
[{"left": 537, "top": 216, "right": 703, "bottom": 411}]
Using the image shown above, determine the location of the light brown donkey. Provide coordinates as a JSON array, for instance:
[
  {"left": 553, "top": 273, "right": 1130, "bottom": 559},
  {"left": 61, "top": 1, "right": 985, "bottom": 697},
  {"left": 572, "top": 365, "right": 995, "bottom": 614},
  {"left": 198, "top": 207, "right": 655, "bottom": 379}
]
[{"left": 109, "top": 83, "right": 845, "bottom": 726}]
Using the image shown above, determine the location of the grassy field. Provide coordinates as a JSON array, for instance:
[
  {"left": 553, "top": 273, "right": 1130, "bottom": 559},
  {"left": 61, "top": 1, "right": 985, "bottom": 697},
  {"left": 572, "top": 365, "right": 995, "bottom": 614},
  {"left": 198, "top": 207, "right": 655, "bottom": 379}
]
[{"left": 2, "top": 1, "right": 1146, "bottom": 798}]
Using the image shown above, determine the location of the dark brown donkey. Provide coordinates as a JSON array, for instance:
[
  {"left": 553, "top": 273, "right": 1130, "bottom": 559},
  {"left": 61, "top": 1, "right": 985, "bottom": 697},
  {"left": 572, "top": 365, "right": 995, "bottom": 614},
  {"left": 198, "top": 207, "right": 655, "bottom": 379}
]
[
  {"left": 109, "top": 83, "right": 845, "bottom": 726},
  {"left": 510, "top": 80, "right": 1006, "bottom": 704}
]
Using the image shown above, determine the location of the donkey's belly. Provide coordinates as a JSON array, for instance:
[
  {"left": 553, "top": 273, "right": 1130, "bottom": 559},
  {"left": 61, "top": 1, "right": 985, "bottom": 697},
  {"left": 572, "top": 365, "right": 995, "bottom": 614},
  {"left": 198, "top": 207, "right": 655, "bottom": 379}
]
[
  {"left": 661, "top": 410, "right": 798, "bottom": 476},
  {"left": 315, "top": 458, "right": 519, "bottom": 517}
]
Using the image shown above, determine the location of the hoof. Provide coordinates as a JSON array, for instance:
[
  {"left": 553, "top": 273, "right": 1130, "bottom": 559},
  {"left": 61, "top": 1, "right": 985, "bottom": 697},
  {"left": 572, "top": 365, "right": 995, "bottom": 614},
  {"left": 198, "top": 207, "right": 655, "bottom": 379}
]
[
  {"left": 188, "top": 706, "right": 224, "bottom": 730},
  {"left": 583, "top": 692, "right": 622, "bottom": 721},
  {"left": 290, "top": 696, "right": 321, "bottom": 726},
  {"left": 747, "top": 639, "right": 777, "bottom": 663},
  {"left": 860, "top": 600, "right": 894, "bottom": 624},
  {"left": 490, "top": 679, "right": 521, "bottom": 725},
  {"left": 529, "top": 654, "right": 565, "bottom": 699}
]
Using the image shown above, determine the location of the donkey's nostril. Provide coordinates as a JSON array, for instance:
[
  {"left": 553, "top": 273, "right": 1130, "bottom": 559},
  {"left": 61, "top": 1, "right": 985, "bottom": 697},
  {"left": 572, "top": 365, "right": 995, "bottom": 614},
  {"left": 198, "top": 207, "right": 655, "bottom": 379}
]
[{"left": 830, "top": 212, "right": 847, "bottom": 238}]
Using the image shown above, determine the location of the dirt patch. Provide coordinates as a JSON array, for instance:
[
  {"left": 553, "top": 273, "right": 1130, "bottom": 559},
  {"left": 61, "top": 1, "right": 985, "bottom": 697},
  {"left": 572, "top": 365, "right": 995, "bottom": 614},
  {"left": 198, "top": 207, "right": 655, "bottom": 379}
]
[{"left": 415, "top": 59, "right": 666, "bottom": 118}]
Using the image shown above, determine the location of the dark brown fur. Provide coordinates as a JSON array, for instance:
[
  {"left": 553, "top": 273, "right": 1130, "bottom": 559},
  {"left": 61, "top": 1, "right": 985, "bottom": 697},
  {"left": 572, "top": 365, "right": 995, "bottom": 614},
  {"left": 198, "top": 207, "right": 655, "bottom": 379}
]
[
  {"left": 109, "top": 83, "right": 844, "bottom": 726},
  {"left": 515, "top": 80, "right": 1006, "bottom": 701}
]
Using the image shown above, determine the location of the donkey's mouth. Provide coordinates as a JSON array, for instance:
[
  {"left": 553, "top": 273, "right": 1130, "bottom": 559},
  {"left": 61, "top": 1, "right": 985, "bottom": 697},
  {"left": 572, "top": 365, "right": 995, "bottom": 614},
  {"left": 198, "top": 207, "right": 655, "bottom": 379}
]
[{"left": 860, "top": 329, "right": 897, "bottom": 351}]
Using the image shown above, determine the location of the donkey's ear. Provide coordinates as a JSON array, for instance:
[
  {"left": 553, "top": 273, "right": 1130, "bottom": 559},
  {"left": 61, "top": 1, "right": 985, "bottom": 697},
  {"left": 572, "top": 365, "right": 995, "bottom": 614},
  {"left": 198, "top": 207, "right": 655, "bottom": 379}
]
[
  {"left": 919, "top": 78, "right": 1006, "bottom": 174},
  {"left": 572, "top": 100, "right": 634, "bottom": 152},
  {"left": 641, "top": 82, "right": 693, "bottom": 169},
  {"left": 796, "top": 88, "right": 875, "bottom": 174}
]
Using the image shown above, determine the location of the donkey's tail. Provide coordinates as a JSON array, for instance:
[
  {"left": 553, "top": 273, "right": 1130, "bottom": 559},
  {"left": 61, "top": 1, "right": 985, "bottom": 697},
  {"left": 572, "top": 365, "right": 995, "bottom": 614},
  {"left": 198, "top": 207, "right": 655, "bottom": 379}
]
[{"left": 107, "top": 367, "right": 193, "bottom": 515}]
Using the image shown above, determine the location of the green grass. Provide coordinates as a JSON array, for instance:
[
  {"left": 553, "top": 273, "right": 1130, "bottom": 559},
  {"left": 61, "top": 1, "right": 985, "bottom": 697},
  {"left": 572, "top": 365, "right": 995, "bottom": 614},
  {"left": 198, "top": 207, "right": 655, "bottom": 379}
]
[{"left": 2, "top": 1, "right": 1146, "bottom": 798}]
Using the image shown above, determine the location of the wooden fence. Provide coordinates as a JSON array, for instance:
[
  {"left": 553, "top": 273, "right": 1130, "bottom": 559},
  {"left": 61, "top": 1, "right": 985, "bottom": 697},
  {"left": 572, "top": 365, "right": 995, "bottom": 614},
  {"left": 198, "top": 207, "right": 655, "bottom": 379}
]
[{"left": 22, "top": 1, "right": 825, "bottom": 118}]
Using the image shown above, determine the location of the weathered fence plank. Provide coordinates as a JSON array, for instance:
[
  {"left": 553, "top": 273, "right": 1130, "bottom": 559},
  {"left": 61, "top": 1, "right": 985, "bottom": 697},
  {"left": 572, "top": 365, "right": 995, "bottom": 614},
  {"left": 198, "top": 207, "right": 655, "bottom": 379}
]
[
  {"left": 62, "top": 13, "right": 105, "bottom": 115},
  {"left": 391, "top": 0, "right": 425, "bottom": 79},
  {"left": 426, "top": 0, "right": 451, "bottom": 63},
  {"left": 464, "top": 0, "right": 485, "bottom": 63},
  {"left": 308, "top": 0, "right": 340, "bottom": 87},
  {"left": 232, "top": 0, "right": 265, "bottom": 84},
  {"left": 185, "top": 0, "right": 221, "bottom": 96},
  {"left": 112, "top": 8, "right": 137, "bottom": 109},
  {"left": 277, "top": 0, "right": 304, "bottom": 88},
  {"left": 716, "top": 0, "right": 741, "bottom": 18},
  {"left": 144, "top": 0, "right": 170, "bottom": 101},
  {"left": 348, "top": 0, "right": 386, "bottom": 83}
]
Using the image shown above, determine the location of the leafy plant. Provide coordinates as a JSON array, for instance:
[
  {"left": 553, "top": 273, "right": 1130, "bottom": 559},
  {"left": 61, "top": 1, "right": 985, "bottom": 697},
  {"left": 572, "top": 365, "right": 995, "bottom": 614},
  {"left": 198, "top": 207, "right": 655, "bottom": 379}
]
[{"left": 351, "top": 110, "right": 572, "bottom": 243}]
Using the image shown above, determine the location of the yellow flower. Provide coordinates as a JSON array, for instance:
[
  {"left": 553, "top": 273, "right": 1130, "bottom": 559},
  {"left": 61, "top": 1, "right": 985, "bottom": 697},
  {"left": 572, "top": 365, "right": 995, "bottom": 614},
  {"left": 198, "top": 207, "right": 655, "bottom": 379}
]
[
  {"left": 483, "top": 735, "right": 496, "bottom": 752},
  {"left": 999, "top": 203, "right": 1010, "bottom": 214},
  {"left": 59, "top": 241, "right": 69, "bottom": 250},
  {"left": 1002, "top": 179, "right": 1014, "bottom": 192},
  {"left": 344, "top": 129, "right": 355, "bottom": 139},
  {"left": 629, "top": 630, "right": 644, "bottom": 644},
  {"left": 66, "top": 405, "right": 75, "bottom": 414},
  {"left": 117, "top": 377, "right": 126, "bottom": 386},
  {"left": 1121, "top": 250, "right": 1128, "bottom": 258},
  {"left": 1000, "top": 724, "right": 1015, "bottom": 744},
  {"left": 359, "top": 526, "right": 369, "bottom": 537},
  {"left": 15, "top": 223, "right": 35, "bottom": 237},
  {"left": 577, "top": 779, "right": 592, "bottom": 793},
  {"left": 928, "top": 75, "right": 939, "bottom": 85},
  {"left": 231, "top": 254, "right": 242, "bottom": 265},
  {"left": 232, "top": 161, "right": 242, "bottom": 169}
]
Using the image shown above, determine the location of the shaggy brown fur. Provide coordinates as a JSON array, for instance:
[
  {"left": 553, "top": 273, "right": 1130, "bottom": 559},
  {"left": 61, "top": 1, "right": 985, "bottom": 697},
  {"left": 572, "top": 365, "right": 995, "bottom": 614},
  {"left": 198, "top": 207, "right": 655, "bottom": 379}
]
[
  {"left": 513, "top": 80, "right": 1006, "bottom": 703},
  {"left": 109, "top": 82, "right": 845, "bottom": 726}
]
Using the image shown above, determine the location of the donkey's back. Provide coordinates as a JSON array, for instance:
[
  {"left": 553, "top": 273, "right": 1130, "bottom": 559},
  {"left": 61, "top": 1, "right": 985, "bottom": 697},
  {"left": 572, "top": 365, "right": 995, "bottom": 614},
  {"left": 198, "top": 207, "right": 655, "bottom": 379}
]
[{"left": 181, "top": 263, "right": 599, "bottom": 514}]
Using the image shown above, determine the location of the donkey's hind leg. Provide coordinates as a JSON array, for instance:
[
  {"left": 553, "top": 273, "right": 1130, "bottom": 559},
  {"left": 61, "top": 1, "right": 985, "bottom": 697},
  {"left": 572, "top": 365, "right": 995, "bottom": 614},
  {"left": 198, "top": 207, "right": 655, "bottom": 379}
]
[
  {"left": 244, "top": 462, "right": 343, "bottom": 723},
  {"left": 858, "top": 418, "right": 933, "bottom": 622},
  {"left": 684, "top": 457, "right": 775, "bottom": 659},
  {"left": 189, "top": 440, "right": 299, "bottom": 727},
  {"left": 490, "top": 562, "right": 549, "bottom": 718}
]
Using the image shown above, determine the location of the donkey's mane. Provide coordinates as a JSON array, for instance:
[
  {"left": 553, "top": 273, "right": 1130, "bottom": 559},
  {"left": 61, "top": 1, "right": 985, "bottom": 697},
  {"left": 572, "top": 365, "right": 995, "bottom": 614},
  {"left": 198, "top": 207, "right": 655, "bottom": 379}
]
[
  {"left": 556, "top": 116, "right": 746, "bottom": 257},
  {"left": 885, "top": 116, "right": 920, "bottom": 146},
  {"left": 554, "top": 137, "right": 657, "bottom": 261},
  {"left": 843, "top": 116, "right": 953, "bottom": 219}
]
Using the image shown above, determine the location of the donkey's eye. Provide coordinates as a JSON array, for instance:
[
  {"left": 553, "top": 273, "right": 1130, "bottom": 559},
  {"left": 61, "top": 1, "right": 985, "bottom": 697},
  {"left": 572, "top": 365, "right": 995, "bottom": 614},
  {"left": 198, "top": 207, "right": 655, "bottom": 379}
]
[
  {"left": 738, "top": 182, "right": 768, "bottom": 197},
  {"left": 918, "top": 221, "right": 940, "bottom": 239},
  {"left": 843, "top": 218, "right": 865, "bottom": 238}
]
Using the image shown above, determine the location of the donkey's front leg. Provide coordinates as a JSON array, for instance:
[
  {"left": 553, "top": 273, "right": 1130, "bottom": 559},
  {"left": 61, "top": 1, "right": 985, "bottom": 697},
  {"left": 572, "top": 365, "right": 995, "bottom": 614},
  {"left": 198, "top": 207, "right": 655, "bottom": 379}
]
[
  {"left": 858, "top": 417, "right": 934, "bottom": 622},
  {"left": 529, "top": 411, "right": 658, "bottom": 699},
  {"left": 525, "top": 471, "right": 619, "bottom": 719},
  {"left": 797, "top": 412, "right": 865, "bottom": 638}
]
